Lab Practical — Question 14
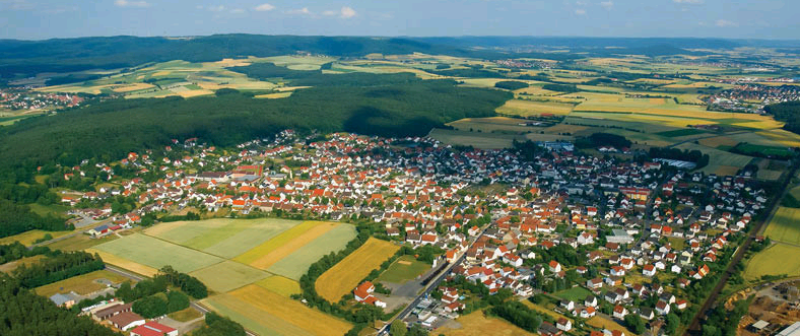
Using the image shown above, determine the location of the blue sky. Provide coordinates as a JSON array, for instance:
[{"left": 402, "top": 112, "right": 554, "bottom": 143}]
[{"left": 1, "top": 0, "right": 798, "bottom": 40}]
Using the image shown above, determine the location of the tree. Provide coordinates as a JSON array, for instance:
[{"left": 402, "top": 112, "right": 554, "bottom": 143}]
[
  {"left": 665, "top": 312, "right": 680, "bottom": 335},
  {"left": 390, "top": 320, "right": 407, "bottom": 336},
  {"left": 625, "top": 314, "right": 646, "bottom": 334}
]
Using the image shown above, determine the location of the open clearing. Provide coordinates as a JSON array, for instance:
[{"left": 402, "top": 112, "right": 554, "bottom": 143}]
[
  {"left": 146, "top": 218, "right": 299, "bottom": 259},
  {"left": 438, "top": 310, "right": 535, "bottom": 336},
  {"left": 376, "top": 255, "right": 430, "bottom": 284},
  {"left": 255, "top": 276, "right": 301, "bottom": 298},
  {"left": 267, "top": 224, "right": 357, "bottom": 280},
  {"left": 203, "top": 285, "right": 352, "bottom": 336},
  {"left": 93, "top": 233, "right": 223, "bottom": 273},
  {"left": 764, "top": 207, "right": 800, "bottom": 245},
  {"left": 496, "top": 99, "right": 574, "bottom": 117},
  {"left": 744, "top": 244, "right": 800, "bottom": 280},
  {"left": 315, "top": 238, "right": 400, "bottom": 303},
  {"left": 189, "top": 261, "right": 270, "bottom": 293},
  {"left": 34, "top": 270, "right": 127, "bottom": 297}
]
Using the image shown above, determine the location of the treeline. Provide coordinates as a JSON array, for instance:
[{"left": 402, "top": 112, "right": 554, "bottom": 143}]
[
  {"left": 0, "top": 80, "right": 509, "bottom": 174},
  {"left": 542, "top": 83, "right": 580, "bottom": 93},
  {"left": 648, "top": 147, "right": 710, "bottom": 168},
  {"left": 765, "top": 101, "right": 800, "bottom": 136},
  {"left": 0, "top": 275, "right": 122, "bottom": 336},
  {"left": 575, "top": 132, "right": 631, "bottom": 149},
  {"left": 489, "top": 301, "right": 543, "bottom": 333},
  {"left": 13, "top": 251, "right": 104, "bottom": 288},
  {"left": 193, "top": 312, "right": 247, "bottom": 336},
  {"left": 0, "top": 200, "right": 71, "bottom": 239},
  {"left": 0, "top": 242, "right": 55, "bottom": 265},
  {"left": 132, "top": 291, "right": 189, "bottom": 318},
  {"left": 494, "top": 81, "right": 529, "bottom": 90}
]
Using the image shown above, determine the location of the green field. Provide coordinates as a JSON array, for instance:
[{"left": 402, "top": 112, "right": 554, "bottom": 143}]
[
  {"left": 189, "top": 261, "right": 270, "bottom": 293},
  {"left": 34, "top": 270, "right": 128, "bottom": 297},
  {"left": 656, "top": 128, "right": 707, "bottom": 138},
  {"left": 675, "top": 142, "right": 754, "bottom": 175},
  {"left": 267, "top": 224, "right": 357, "bottom": 280},
  {"left": 764, "top": 207, "right": 800, "bottom": 245},
  {"left": 554, "top": 286, "right": 593, "bottom": 302},
  {"left": 744, "top": 244, "right": 800, "bottom": 280},
  {"left": 428, "top": 128, "right": 521, "bottom": 149},
  {"left": 145, "top": 218, "right": 299, "bottom": 259},
  {"left": 94, "top": 233, "right": 223, "bottom": 273},
  {"left": 376, "top": 255, "right": 431, "bottom": 284}
]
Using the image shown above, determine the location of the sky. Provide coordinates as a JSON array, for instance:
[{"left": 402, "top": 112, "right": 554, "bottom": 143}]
[{"left": 1, "top": 0, "right": 798, "bottom": 40}]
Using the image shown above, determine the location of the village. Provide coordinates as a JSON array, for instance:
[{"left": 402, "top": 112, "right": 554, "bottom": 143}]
[{"left": 48, "top": 128, "right": 773, "bottom": 336}]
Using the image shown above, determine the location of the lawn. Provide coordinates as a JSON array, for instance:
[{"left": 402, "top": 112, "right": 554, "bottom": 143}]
[
  {"left": 438, "top": 310, "right": 535, "bottom": 336},
  {"left": 189, "top": 261, "right": 270, "bottom": 293},
  {"left": 203, "top": 284, "right": 352, "bottom": 336},
  {"left": 93, "top": 233, "right": 223, "bottom": 273},
  {"left": 554, "top": 286, "right": 593, "bottom": 302},
  {"left": 268, "top": 224, "right": 357, "bottom": 280},
  {"left": 145, "top": 218, "right": 299, "bottom": 259},
  {"left": 255, "top": 276, "right": 302, "bottom": 298},
  {"left": 667, "top": 237, "right": 686, "bottom": 250},
  {"left": 764, "top": 207, "right": 800, "bottom": 245},
  {"left": 376, "top": 255, "right": 431, "bottom": 284},
  {"left": 744, "top": 244, "right": 800, "bottom": 280},
  {"left": 34, "top": 270, "right": 128, "bottom": 297},
  {"left": 315, "top": 238, "right": 401, "bottom": 303}
]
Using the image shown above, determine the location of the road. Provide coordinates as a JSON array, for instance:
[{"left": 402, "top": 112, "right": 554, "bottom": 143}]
[
  {"left": 377, "top": 225, "right": 488, "bottom": 335},
  {"left": 684, "top": 163, "right": 798, "bottom": 335}
]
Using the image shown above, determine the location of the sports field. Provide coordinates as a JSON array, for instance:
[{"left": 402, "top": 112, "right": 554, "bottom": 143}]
[
  {"left": 764, "top": 207, "right": 800, "bottom": 245},
  {"left": 145, "top": 218, "right": 299, "bottom": 259},
  {"left": 93, "top": 233, "right": 223, "bottom": 273},
  {"left": 744, "top": 244, "right": 800, "bottom": 280},
  {"left": 438, "top": 310, "right": 535, "bottom": 336},
  {"left": 315, "top": 238, "right": 400, "bottom": 302},
  {"left": 203, "top": 284, "right": 352, "bottom": 336},
  {"left": 376, "top": 255, "right": 430, "bottom": 284},
  {"left": 189, "top": 261, "right": 270, "bottom": 293},
  {"left": 267, "top": 224, "right": 357, "bottom": 280}
]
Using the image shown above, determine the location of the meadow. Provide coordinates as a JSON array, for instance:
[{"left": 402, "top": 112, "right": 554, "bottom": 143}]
[
  {"left": 744, "top": 244, "right": 800, "bottom": 280},
  {"left": 189, "top": 261, "right": 270, "bottom": 293},
  {"left": 763, "top": 207, "right": 800, "bottom": 245},
  {"left": 429, "top": 128, "right": 520, "bottom": 149},
  {"left": 233, "top": 221, "right": 338, "bottom": 269},
  {"left": 92, "top": 233, "right": 224, "bottom": 273},
  {"left": 496, "top": 99, "right": 574, "bottom": 117},
  {"left": 554, "top": 286, "right": 593, "bottom": 302},
  {"left": 267, "top": 224, "right": 357, "bottom": 280},
  {"left": 34, "top": 270, "right": 127, "bottom": 297},
  {"left": 315, "top": 238, "right": 400, "bottom": 303},
  {"left": 0, "top": 229, "right": 72, "bottom": 246},
  {"left": 376, "top": 255, "right": 431, "bottom": 284}
]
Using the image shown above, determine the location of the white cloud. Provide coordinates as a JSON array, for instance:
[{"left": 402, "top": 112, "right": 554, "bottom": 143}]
[
  {"left": 207, "top": 5, "right": 225, "bottom": 12},
  {"left": 600, "top": 1, "right": 613, "bottom": 9},
  {"left": 575, "top": 8, "right": 586, "bottom": 15},
  {"left": 715, "top": 19, "right": 738, "bottom": 27},
  {"left": 673, "top": 0, "right": 703, "bottom": 4},
  {"left": 254, "top": 3, "right": 275, "bottom": 11},
  {"left": 230, "top": 8, "right": 244, "bottom": 14},
  {"left": 287, "top": 7, "right": 312, "bottom": 15},
  {"left": 114, "top": 0, "right": 150, "bottom": 8},
  {"left": 340, "top": 6, "right": 357, "bottom": 19}
]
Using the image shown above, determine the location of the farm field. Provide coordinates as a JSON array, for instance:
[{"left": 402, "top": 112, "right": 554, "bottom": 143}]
[
  {"left": 231, "top": 220, "right": 321, "bottom": 265},
  {"left": 376, "top": 255, "right": 431, "bottom": 284},
  {"left": 744, "top": 244, "right": 800, "bottom": 280},
  {"left": 243, "top": 221, "right": 339, "bottom": 270},
  {"left": 266, "top": 223, "right": 357, "bottom": 280},
  {"left": 203, "top": 284, "right": 352, "bottom": 336},
  {"left": 447, "top": 117, "right": 541, "bottom": 134},
  {"left": 255, "top": 276, "right": 302, "bottom": 298},
  {"left": 674, "top": 143, "right": 753, "bottom": 175},
  {"left": 0, "top": 229, "right": 72, "bottom": 246},
  {"left": 586, "top": 316, "right": 633, "bottom": 335},
  {"left": 438, "top": 310, "right": 535, "bottom": 336},
  {"left": 145, "top": 218, "right": 299, "bottom": 259},
  {"left": 34, "top": 270, "right": 127, "bottom": 297},
  {"left": 428, "top": 128, "right": 521, "bottom": 149},
  {"left": 92, "top": 233, "right": 223, "bottom": 273},
  {"left": 45, "top": 233, "right": 118, "bottom": 252},
  {"left": 496, "top": 99, "right": 574, "bottom": 116},
  {"left": 554, "top": 286, "right": 593, "bottom": 301},
  {"left": 189, "top": 261, "right": 270, "bottom": 293},
  {"left": 763, "top": 207, "right": 800, "bottom": 245},
  {"left": 315, "top": 238, "right": 400, "bottom": 303}
]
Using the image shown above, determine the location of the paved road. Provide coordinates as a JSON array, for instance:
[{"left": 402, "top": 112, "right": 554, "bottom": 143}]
[{"left": 685, "top": 163, "right": 798, "bottom": 335}]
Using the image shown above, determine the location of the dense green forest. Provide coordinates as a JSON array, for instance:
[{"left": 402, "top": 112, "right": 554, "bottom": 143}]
[
  {"left": 13, "top": 251, "right": 104, "bottom": 288},
  {"left": 494, "top": 81, "right": 529, "bottom": 90},
  {"left": 0, "top": 200, "right": 72, "bottom": 239},
  {"left": 0, "top": 275, "right": 122, "bottom": 336},
  {"left": 766, "top": 101, "right": 800, "bottom": 137},
  {"left": 0, "top": 79, "right": 509, "bottom": 175}
]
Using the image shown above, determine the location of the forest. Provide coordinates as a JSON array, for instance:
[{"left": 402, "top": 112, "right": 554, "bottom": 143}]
[
  {"left": 13, "top": 251, "right": 105, "bottom": 288},
  {"left": 766, "top": 101, "right": 800, "bottom": 137}
]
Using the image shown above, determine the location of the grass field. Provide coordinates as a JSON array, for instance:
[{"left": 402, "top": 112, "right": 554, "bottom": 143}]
[
  {"left": 554, "top": 286, "right": 593, "bottom": 301},
  {"left": 146, "top": 218, "right": 299, "bottom": 259},
  {"left": 232, "top": 220, "right": 321, "bottom": 265},
  {"left": 744, "top": 244, "right": 800, "bottom": 280},
  {"left": 447, "top": 117, "right": 540, "bottom": 134},
  {"left": 587, "top": 316, "right": 633, "bottom": 334},
  {"left": 438, "top": 310, "right": 535, "bottom": 336},
  {"left": 203, "top": 285, "right": 352, "bottom": 336},
  {"left": 189, "top": 261, "right": 270, "bottom": 293},
  {"left": 428, "top": 128, "right": 520, "bottom": 149},
  {"left": 255, "top": 276, "right": 302, "bottom": 298},
  {"left": 674, "top": 143, "right": 753, "bottom": 175},
  {"left": 267, "top": 224, "right": 357, "bottom": 280},
  {"left": 93, "top": 233, "right": 223, "bottom": 273},
  {"left": 376, "top": 255, "right": 430, "bottom": 284},
  {"left": 0, "top": 230, "right": 72, "bottom": 246},
  {"left": 45, "top": 234, "right": 118, "bottom": 252},
  {"left": 168, "top": 307, "right": 203, "bottom": 322},
  {"left": 496, "top": 99, "right": 574, "bottom": 117},
  {"left": 246, "top": 221, "right": 339, "bottom": 270},
  {"left": 315, "top": 238, "right": 400, "bottom": 303},
  {"left": 34, "top": 270, "right": 127, "bottom": 297},
  {"left": 764, "top": 207, "right": 800, "bottom": 245}
]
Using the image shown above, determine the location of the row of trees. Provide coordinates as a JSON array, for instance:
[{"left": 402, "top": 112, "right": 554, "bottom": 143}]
[
  {"left": 489, "top": 301, "right": 543, "bottom": 332},
  {"left": 132, "top": 291, "right": 190, "bottom": 318},
  {"left": 0, "top": 242, "right": 55, "bottom": 265},
  {"left": 193, "top": 312, "right": 247, "bottom": 336},
  {"left": 13, "top": 251, "right": 104, "bottom": 288}
]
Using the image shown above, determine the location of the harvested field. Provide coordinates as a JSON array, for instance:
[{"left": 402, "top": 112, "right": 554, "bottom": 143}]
[
  {"left": 86, "top": 249, "right": 158, "bottom": 277},
  {"left": 189, "top": 261, "right": 270, "bottom": 293},
  {"left": 0, "top": 255, "right": 45, "bottom": 273},
  {"left": 764, "top": 207, "right": 800, "bottom": 245},
  {"left": 699, "top": 136, "right": 739, "bottom": 148},
  {"left": 744, "top": 244, "right": 800, "bottom": 280},
  {"left": 0, "top": 230, "right": 72, "bottom": 246},
  {"left": 586, "top": 316, "right": 633, "bottom": 335},
  {"left": 315, "top": 238, "right": 400, "bottom": 303},
  {"left": 438, "top": 310, "right": 535, "bottom": 336},
  {"left": 497, "top": 99, "right": 574, "bottom": 116},
  {"left": 255, "top": 276, "right": 302, "bottom": 298}
]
